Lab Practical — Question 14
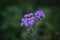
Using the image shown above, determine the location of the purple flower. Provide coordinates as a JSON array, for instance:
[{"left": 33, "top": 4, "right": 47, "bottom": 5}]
[
  {"left": 21, "top": 17, "right": 35, "bottom": 27},
  {"left": 24, "top": 14, "right": 29, "bottom": 18},
  {"left": 24, "top": 13, "right": 33, "bottom": 18},
  {"left": 21, "top": 10, "right": 45, "bottom": 32},
  {"left": 28, "top": 21, "right": 34, "bottom": 26},
  {"left": 21, "top": 21, "right": 29, "bottom": 27},
  {"left": 31, "top": 16, "right": 35, "bottom": 20},
  {"left": 35, "top": 10, "right": 45, "bottom": 20},
  {"left": 21, "top": 12, "right": 36, "bottom": 27},
  {"left": 24, "top": 23, "right": 29, "bottom": 27},
  {"left": 21, "top": 18, "right": 26, "bottom": 21},
  {"left": 28, "top": 17, "right": 35, "bottom": 25}
]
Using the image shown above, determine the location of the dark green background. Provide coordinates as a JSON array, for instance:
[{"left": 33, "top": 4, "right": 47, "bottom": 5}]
[{"left": 0, "top": 0, "right": 60, "bottom": 40}]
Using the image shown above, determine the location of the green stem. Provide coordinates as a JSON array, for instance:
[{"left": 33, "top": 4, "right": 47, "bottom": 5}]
[{"left": 27, "top": 31, "right": 31, "bottom": 40}]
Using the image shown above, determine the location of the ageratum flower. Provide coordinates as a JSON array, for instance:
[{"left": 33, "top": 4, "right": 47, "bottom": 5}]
[
  {"left": 21, "top": 13, "right": 35, "bottom": 27},
  {"left": 35, "top": 10, "right": 45, "bottom": 20},
  {"left": 21, "top": 18, "right": 29, "bottom": 27},
  {"left": 21, "top": 10, "right": 45, "bottom": 32},
  {"left": 28, "top": 17, "right": 35, "bottom": 25}
]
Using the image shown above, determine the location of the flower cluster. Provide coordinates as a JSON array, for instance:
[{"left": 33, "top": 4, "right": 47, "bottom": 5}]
[
  {"left": 35, "top": 10, "right": 45, "bottom": 20},
  {"left": 21, "top": 13, "right": 35, "bottom": 27},
  {"left": 21, "top": 10, "right": 45, "bottom": 31}
]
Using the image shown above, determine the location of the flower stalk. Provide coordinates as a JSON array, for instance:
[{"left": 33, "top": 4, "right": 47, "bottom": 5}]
[{"left": 21, "top": 10, "right": 45, "bottom": 40}]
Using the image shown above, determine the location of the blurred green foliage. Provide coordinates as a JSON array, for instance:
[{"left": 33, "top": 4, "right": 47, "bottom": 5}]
[{"left": 0, "top": 0, "right": 60, "bottom": 40}]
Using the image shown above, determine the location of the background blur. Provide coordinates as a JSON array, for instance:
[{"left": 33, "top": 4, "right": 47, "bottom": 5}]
[{"left": 0, "top": 0, "right": 60, "bottom": 40}]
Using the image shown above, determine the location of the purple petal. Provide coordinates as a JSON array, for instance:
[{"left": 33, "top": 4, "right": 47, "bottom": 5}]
[
  {"left": 21, "top": 18, "right": 26, "bottom": 21},
  {"left": 24, "top": 14, "right": 30, "bottom": 17},
  {"left": 23, "top": 21, "right": 27, "bottom": 24},
  {"left": 24, "top": 13, "right": 33, "bottom": 18},
  {"left": 25, "top": 23, "right": 29, "bottom": 27},
  {"left": 28, "top": 21, "right": 34, "bottom": 25},
  {"left": 24, "top": 14, "right": 28, "bottom": 17},
  {"left": 31, "top": 16, "right": 35, "bottom": 20}
]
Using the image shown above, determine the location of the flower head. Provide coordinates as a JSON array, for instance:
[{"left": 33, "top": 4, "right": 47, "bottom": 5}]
[
  {"left": 35, "top": 10, "right": 45, "bottom": 20},
  {"left": 21, "top": 10, "right": 45, "bottom": 32},
  {"left": 21, "top": 13, "right": 35, "bottom": 27}
]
